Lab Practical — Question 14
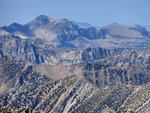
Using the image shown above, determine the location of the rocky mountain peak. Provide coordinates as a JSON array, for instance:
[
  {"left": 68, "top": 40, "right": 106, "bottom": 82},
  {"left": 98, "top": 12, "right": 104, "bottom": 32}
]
[
  {"left": 26, "top": 15, "right": 70, "bottom": 27},
  {"left": 35, "top": 15, "right": 49, "bottom": 20},
  {"left": 2, "top": 22, "right": 24, "bottom": 33},
  {"left": 34, "top": 15, "right": 50, "bottom": 24},
  {"left": 26, "top": 15, "right": 50, "bottom": 27}
]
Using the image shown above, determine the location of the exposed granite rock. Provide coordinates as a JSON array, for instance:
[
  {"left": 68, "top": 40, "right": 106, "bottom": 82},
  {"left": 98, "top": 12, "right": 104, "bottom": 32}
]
[
  {"left": 0, "top": 54, "right": 150, "bottom": 113},
  {"left": 0, "top": 15, "right": 150, "bottom": 113},
  {"left": 0, "top": 34, "right": 121, "bottom": 65}
]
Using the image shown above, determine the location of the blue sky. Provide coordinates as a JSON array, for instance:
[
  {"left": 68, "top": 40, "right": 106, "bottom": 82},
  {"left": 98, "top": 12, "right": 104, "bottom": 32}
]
[{"left": 0, "top": 0, "right": 150, "bottom": 26}]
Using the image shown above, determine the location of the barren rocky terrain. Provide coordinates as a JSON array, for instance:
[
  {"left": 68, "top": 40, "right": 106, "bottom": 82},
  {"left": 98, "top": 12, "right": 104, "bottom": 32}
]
[{"left": 0, "top": 15, "right": 150, "bottom": 113}]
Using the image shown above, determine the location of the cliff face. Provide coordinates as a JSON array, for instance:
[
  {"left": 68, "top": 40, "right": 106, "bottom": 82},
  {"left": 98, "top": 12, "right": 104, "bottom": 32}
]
[{"left": 0, "top": 35, "right": 122, "bottom": 65}]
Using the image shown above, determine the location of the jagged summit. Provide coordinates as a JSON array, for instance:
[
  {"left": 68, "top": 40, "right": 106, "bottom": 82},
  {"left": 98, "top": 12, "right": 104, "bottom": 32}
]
[
  {"left": 26, "top": 15, "right": 50, "bottom": 26},
  {"left": 34, "top": 15, "right": 50, "bottom": 24},
  {"left": 27, "top": 15, "right": 70, "bottom": 26},
  {"left": 35, "top": 15, "right": 49, "bottom": 20},
  {"left": 27, "top": 15, "right": 59, "bottom": 25}
]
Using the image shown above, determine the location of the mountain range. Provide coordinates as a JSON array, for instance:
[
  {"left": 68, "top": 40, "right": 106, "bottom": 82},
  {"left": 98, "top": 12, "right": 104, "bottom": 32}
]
[
  {"left": 0, "top": 15, "right": 150, "bottom": 113},
  {"left": 2, "top": 15, "right": 150, "bottom": 49}
]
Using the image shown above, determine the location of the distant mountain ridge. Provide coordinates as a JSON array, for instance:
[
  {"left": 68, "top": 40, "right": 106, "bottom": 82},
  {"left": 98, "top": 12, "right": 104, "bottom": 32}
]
[
  {"left": 2, "top": 15, "right": 150, "bottom": 49},
  {"left": 72, "top": 21, "right": 93, "bottom": 28}
]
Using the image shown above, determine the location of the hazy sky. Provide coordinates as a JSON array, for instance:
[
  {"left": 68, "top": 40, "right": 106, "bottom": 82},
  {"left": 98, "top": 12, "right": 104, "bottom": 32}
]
[{"left": 0, "top": 0, "right": 150, "bottom": 26}]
